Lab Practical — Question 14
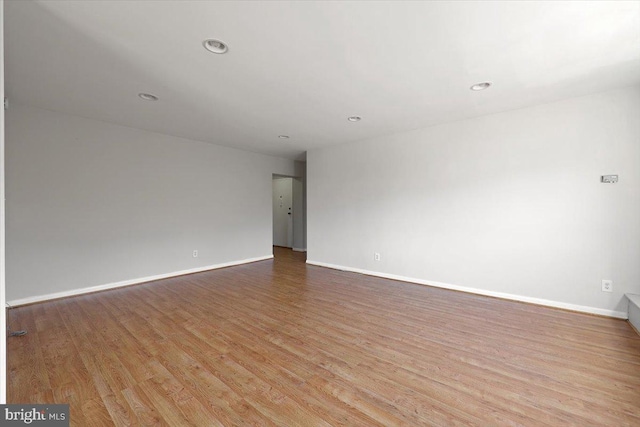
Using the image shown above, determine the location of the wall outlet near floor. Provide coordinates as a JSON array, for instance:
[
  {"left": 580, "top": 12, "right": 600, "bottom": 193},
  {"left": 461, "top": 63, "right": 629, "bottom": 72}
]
[
  {"left": 193, "top": 250, "right": 198, "bottom": 258},
  {"left": 601, "top": 279, "right": 613, "bottom": 293},
  {"left": 374, "top": 252, "right": 381, "bottom": 261}
]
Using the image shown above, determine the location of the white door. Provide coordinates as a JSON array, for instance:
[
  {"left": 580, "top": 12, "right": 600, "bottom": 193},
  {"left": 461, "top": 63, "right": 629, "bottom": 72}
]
[{"left": 272, "top": 177, "right": 293, "bottom": 248}]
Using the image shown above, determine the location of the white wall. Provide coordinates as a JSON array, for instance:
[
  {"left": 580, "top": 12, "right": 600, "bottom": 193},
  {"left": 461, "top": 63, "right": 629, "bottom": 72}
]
[
  {"left": 292, "top": 178, "right": 304, "bottom": 250},
  {"left": 292, "top": 160, "right": 306, "bottom": 251},
  {"left": 6, "top": 104, "right": 295, "bottom": 302},
  {"left": 1, "top": 0, "right": 7, "bottom": 404},
  {"left": 308, "top": 86, "right": 640, "bottom": 317}
]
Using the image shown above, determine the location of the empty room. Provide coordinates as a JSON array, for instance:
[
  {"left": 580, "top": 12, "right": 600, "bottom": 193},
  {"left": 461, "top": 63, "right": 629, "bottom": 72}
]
[{"left": 1, "top": 0, "right": 640, "bottom": 426}]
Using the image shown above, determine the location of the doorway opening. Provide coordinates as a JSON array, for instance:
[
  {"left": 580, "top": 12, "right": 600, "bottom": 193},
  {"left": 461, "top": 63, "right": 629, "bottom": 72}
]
[
  {"left": 272, "top": 172, "right": 306, "bottom": 254},
  {"left": 272, "top": 176, "right": 293, "bottom": 248}
]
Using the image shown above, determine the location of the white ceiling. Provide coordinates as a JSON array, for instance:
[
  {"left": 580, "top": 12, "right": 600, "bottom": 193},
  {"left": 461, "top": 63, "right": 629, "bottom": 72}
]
[{"left": 5, "top": 1, "right": 640, "bottom": 160}]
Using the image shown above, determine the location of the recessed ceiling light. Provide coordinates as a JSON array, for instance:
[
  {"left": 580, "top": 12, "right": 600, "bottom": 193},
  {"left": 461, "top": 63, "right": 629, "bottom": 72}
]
[
  {"left": 203, "top": 39, "right": 228, "bottom": 54},
  {"left": 470, "top": 82, "right": 492, "bottom": 91},
  {"left": 138, "top": 93, "right": 158, "bottom": 101},
  {"left": 347, "top": 116, "right": 362, "bottom": 122},
  {"left": 278, "top": 135, "right": 290, "bottom": 139}
]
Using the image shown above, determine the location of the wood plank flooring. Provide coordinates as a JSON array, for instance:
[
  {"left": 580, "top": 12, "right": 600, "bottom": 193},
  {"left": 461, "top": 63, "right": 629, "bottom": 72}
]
[{"left": 7, "top": 247, "right": 640, "bottom": 426}]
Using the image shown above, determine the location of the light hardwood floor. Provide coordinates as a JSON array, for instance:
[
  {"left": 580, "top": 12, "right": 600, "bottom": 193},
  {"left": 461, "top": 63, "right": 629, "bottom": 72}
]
[{"left": 7, "top": 247, "right": 640, "bottom": 426}]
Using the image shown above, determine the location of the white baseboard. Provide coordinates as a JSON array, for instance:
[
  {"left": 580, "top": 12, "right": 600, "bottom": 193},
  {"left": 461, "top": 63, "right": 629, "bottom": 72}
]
[
  {"left": 7, "top": 255, "right": 274, "bottom": 307},
  {"left": 306, "top": 260, "right": 628, "bottom": 319},
  {"left": 292, "top": 248, "right": 307, "bottom": 252}
]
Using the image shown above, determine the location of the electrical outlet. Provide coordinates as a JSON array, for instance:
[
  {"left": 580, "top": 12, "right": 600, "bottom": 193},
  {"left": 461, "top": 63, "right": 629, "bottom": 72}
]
[
  {"left": 193, "top": 250, "right": 198, "bottom": 258},
  {"left": 374, "top": 252, "right": 381, "bottom": 261},
  {"left": 602, "top": 279, "right": 613, "bottom": 293}
]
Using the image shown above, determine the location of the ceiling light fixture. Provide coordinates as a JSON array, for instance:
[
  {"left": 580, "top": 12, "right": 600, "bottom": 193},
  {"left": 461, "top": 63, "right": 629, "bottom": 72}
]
[
  {"left": 138, "top": 93, "right": 158, "bottom": 101},
  {"left": 347, "top": 116, "right": 362, "bottom": 122},
  {"left": 470, "top": 82, "right": 492, "bottom": 91},
  {"left": 203, "top": 39, "right": 229, "bottom": 54},
  {"left": 278, "top": 135, "right": 290, "bottom": 139}
]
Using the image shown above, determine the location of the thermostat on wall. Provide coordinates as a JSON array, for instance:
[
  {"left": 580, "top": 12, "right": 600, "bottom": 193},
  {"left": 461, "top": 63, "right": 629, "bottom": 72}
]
[{"left": 601, "top": 175, "right": 618, "bottom": 184}]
